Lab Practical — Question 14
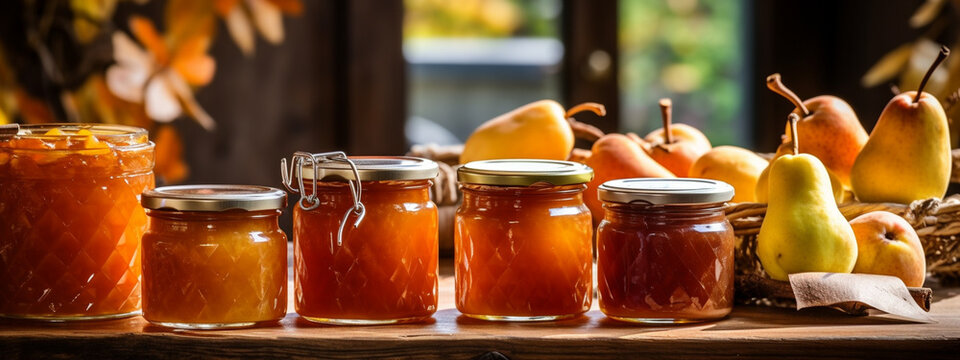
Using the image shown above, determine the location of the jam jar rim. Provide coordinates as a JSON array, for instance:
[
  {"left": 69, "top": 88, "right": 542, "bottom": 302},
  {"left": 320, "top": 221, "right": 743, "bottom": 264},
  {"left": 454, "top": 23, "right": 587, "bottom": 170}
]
[
  {"left": 299, "top": 156, "right": 439, "bottom": 182},
  {"left": 0, "top": 123, "right": 148, "bottom": 141},
  {"left": 142, "top": 184, "right": 288, "bottom": 212},
  {"left": 598, "top": 178, "right": 734, "bottom": 205},
  {"left": 458, "top": 159, "right": 594, "bottom": 186}
]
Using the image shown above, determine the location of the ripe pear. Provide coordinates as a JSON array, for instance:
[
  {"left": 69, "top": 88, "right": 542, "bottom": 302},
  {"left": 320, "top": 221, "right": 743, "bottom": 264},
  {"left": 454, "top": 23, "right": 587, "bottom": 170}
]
[
  {"left": 644, "top": 99, "right": 712, "bottom": 177},
  {"left": 851, "top": 46, "right": 952, "bottom": 204},
  {"left": 767, "top": 74, "right": 868, "bottom": 187},
  {"left": 584, "top": 133, "right": 675, "bottom": 223},
  {"left": 688, "top": 146, "right": 767, "bottom": 203},
  {"left": 756, "top": 142, "right": 844, "bottom": 205},
  {"left": 757, "top": 115, "right": 858, "bottom": 281},
  {"left": 459, "top": 100, "right": 605, "bottom": 164}
]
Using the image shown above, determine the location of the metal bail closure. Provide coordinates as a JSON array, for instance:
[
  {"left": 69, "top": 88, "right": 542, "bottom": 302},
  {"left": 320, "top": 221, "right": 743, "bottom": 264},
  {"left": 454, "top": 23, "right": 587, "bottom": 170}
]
[{"left": 281, "top": 151, "right": 366, "bottom": 246}]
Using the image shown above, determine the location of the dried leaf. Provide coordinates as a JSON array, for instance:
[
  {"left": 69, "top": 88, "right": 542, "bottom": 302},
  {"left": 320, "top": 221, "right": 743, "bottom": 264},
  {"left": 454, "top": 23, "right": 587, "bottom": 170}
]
[
  {"left": 861, "top": 43, "right": 913, "bottom": 87},
  {"left": 106, "top": 32, "right": 153, "bottom": 103},
  {"left": 129, "top": 16, "right": 169, "bottom": 65},
  {"left": 224, "top": 4, "right": 256, "bottom": 55},
  {"left": 165, "top": 71, "right": 216, "bottom": 130},
  {"left": 789, "top": 272, "right": 934, "bottom": 323},
  {"left": 248, "top": 0, "right": 284, "bottom": 44},
  {"left": 170, "top": 34, "right": 216, "bottom": 86},
  {"left": 154, "top": 125, "right": 189, "bottom": 184},
  {"left": 910, "top": 0, "right": 946, "bottom": 28},
  {"left": 164, "top": 0, "right": 216, "bottom": 50}
]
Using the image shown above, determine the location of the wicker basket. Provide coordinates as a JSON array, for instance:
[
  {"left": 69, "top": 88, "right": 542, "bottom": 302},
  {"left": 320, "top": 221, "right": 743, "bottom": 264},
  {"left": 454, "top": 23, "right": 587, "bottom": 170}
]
[{"left": 409, "top": 144, "right": 960, "bottom": 282}]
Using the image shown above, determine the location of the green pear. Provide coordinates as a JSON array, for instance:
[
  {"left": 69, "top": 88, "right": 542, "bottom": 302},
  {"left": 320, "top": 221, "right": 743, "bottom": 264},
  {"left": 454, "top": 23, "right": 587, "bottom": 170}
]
[
  {"left": 757, "top": 115, "right": 858, "bottom": 281},
  {"left": 851, "top": 46, "right": 952, "bottom": 204}
]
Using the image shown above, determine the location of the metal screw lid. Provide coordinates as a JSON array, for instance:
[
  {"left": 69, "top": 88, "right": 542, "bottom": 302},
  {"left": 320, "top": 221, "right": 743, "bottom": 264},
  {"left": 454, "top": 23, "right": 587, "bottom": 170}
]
[
  {"left": 458, "top": 159, "right": 594, "bottom": 186},
  {"left": 299, "top": 156, "right": 439, "bottom": 181},
  {"left": 598, "top": 178, "right": 734, "bottom": 204},
  {"left": 141, "top": 185, "right": 287, "bottom": 212}
]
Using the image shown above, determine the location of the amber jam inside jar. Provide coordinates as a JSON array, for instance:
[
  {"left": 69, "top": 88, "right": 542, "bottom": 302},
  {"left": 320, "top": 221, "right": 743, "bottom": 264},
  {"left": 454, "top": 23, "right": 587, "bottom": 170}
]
[
  {"left": 597, "top": 178, "right": 735, "bottom": 324},
  {"left": 455, "top": 159, "right": 594, "bottom": 321},
  {"left": 0, "top": 124, "right": 154, "bottom": 321},
  {"left": 286, "top": 154, "right": 439, "bottom": 325},
  {"left": 140, "top": 185, "right": 288, "bottom": 329}
]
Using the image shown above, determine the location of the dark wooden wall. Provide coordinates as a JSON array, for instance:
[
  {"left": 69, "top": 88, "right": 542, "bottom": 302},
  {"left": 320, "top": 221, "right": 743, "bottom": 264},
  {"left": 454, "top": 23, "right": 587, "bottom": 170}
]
[{"left": 750, "top": 0, "right": 928, "bottom": 152}]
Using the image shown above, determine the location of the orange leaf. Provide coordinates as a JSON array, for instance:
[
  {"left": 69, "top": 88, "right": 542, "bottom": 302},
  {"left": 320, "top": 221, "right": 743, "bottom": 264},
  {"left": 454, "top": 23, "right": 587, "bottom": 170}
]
[
  {"left": 170, "top": 34, "right": 216, "bottom": 86},
  {"left": 153, "top": 125, "right": 189, "bottom": 184},
  {"left": 266, "top": 0, "right": 303, "bottom": 15},
  {"left": 129, "top": 16, "right": 169, "bottom": 65}
]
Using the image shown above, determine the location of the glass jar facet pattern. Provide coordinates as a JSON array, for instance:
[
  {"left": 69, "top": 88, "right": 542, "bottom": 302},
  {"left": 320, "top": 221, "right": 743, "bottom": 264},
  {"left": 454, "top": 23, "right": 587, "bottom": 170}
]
[
  {"left": 454, "top": 159, "right": 595, "bottom": 322},
  {"left": 141, "top": 193, "right": 288, "bottom": 330},
  {"left": 596, "top": 178, "right": 735, "bottom": 323},
  {"left": 286, "top": 155, "right": 440, "bottom": 325},
  {"left": 0, "top": 124, "right": 155, "bottom": 321}
]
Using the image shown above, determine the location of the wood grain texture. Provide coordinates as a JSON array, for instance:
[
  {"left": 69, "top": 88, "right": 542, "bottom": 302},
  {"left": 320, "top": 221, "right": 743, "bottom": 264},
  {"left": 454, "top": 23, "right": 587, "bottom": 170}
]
[{"left": 2, "top": 261, "right": 960, "bottom": 359}]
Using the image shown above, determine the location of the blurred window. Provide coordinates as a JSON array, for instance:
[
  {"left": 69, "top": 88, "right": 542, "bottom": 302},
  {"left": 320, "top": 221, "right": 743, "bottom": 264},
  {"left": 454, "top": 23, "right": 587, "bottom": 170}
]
[
  {"left": 404, "top": 0, "right": 562, "bottom": 145},
  {"left": 619, "top": 0, "right": 749, "bottom": 146}
]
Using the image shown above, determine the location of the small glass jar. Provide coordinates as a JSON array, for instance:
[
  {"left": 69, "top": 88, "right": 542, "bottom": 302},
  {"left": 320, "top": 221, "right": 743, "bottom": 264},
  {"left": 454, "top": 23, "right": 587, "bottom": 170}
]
[
  {"left": 140, "top": 185, "right": 288, "bottom": 329},
  {"left": 455, "top": 159, "right": 594, "bottom": 321},
  {"left": 597, "top": 178, "right": 735, "bottom": 324},
  {"left": 0, "top": 124, "right": 155, "bottom": 321},
  {"left": 283, "top": 152, "right": 439, "bottom": 325}
]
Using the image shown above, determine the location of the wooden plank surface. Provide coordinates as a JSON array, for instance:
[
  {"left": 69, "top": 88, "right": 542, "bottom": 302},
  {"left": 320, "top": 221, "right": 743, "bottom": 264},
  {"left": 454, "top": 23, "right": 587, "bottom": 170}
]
[{"left": 2, "top": 260, "right": 959, "bottom": 359}]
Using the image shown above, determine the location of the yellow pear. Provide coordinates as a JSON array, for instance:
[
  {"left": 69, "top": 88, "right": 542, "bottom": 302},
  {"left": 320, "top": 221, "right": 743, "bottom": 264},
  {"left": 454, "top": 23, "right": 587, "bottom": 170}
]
[
  {"left": 689, "top": 146, "right": 768, "bottom": 203},
  {"left": 756, "top": 142, "right": 844, "bottom": 205},
  {"left": 459, "top": 100, "right": 604, "bottom": 164},
  {"left": 851, "top": 46, "right": 952, "bottom": 204},
  {"left": 757, "top": 114, "right": 858, "bottom": 281}
]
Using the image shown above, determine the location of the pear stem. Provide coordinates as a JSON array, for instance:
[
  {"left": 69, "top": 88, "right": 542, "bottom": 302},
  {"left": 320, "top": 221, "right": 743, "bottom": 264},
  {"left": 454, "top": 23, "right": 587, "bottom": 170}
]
[
  {"left": 766, "top": 73, "right": 810, "bottom": 117},
  {"left": 658, "top": 98, "right": 673, "bottom": 144},
  {"left": 565, "top": 102, "right": 607, "bottom": 118},
  {"left": 788, "top": 113, "right": 800, "bottom": 156},
  {"left": 914, "top": 45, "right": 950, "bottom": 103}
]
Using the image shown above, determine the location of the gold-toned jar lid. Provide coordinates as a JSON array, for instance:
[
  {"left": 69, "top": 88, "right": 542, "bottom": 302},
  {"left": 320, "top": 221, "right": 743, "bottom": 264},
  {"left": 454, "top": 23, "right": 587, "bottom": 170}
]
[
  {"left": 598, "top": 178, "right": 734, "bottom": 205},
  {"left": 142, "top": 185, "right": 287, "bottom": 212},
  {"left": 300, "top": 156, "right": 439, "bottom": 181},
  {"left": 458, "top": 159, "right": 594, "bottom": 186}
]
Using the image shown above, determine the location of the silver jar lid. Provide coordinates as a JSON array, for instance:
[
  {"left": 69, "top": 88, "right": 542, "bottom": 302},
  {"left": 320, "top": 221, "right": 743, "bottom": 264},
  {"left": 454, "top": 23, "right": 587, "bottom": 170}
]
[
  {"left": 299, "top": 156, "right": 439, "bottom": 181},
  {"left": 458, "top": 159, "right": 594, "bottom": 186},
  {"left": 142, "top": 185, "right": 287, "bottom": 212},
  {"left": 598, "top": 178, "right": 734, "bottom": 205}
]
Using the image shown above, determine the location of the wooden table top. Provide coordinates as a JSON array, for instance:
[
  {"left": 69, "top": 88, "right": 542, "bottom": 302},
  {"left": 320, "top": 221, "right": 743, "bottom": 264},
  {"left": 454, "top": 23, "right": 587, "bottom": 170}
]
[{"left": 3, "top": 261, "right": 960, "bottom": 359}]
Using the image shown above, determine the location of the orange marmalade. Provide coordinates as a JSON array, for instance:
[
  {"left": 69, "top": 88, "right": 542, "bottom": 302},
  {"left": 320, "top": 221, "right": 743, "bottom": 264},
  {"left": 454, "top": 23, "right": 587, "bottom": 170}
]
[
  {"left": 455, "top": 160, "right": 594, "bottom": 321},
  {"left": 0, "top": 124, "right": 154, "bottom": 321},
  {"left": 597, "top": 178, "right": 735, "bottom": 324},
  {"left": 141, "top": 185, "right": 288, "bottom": 329},
  {"left": 285, "top": 154, "right": 439, "bottom": 325}
]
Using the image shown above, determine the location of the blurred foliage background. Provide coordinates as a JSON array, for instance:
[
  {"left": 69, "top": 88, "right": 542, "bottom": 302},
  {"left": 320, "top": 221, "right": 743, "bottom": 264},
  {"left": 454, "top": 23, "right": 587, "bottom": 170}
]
[{"left": 404, "top": 0, "right": 747, "bottom": 146}]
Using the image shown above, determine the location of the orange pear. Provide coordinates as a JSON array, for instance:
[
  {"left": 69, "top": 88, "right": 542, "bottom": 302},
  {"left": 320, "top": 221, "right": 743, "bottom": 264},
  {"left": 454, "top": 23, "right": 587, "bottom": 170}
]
[
  {"left": 643, "top": 99, "right": 712, "bottom": 177},
  {"left": 584, "top": 133, "right": 675, "bottom": 223}
]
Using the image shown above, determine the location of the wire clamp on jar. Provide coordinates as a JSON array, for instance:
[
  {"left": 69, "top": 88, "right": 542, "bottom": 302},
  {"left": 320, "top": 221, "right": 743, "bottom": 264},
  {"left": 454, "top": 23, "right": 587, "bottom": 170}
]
[{"left": 281, "top": 151, "right": 366, "bottom": 245}]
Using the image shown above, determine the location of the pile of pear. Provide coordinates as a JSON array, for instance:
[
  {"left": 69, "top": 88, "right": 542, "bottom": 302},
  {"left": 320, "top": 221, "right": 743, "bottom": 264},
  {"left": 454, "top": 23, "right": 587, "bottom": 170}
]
[{"left": 456, "top": 46, "right": 952, "bottom": 287}]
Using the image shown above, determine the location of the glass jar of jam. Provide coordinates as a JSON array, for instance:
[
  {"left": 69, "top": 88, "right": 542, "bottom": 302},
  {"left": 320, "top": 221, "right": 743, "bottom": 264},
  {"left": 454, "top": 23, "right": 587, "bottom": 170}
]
[
  {"left": 282, "top": 152, "right": 439, "bottom": 325},
  {"left": 455, "top": 159, "right": 594, "bottom": 321},
  {"left": 140, "top": 185, "right": 288, "bottom": 329},
  {"left": 0, "top": 124, "right": 154, "bottom": 321},
  {"left": 597, "top": 178, "right": 735, "bottom": 324}
]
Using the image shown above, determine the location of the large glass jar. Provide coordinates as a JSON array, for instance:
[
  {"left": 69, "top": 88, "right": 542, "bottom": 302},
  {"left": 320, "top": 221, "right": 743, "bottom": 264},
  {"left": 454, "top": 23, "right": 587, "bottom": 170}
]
[
  {"left": 283, "top": 152, "right": 439, "bottom": 325},
  {"left": 455, "top": 159, "right": 594, "bottom": 321},
  {"left": 140, "top": 185, "right": 288, "bottom": 329},
  {"left": 0, "top": 124, "right": 155, "bottom": 321},
  {"left": 597, "top": 178, "right": 735, "bottom": 324}
]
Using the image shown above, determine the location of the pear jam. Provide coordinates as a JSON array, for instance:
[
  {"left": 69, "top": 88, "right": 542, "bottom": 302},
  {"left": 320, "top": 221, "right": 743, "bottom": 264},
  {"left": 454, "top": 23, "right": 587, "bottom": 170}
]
[
  {"left": 455, "top": 160, "right": 594, "bottom": 322},
  {"left": 596, "top": 178, "right": 735, "bottom": 324}
]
